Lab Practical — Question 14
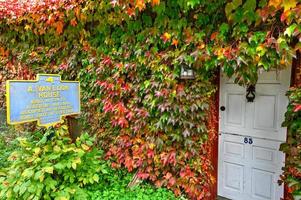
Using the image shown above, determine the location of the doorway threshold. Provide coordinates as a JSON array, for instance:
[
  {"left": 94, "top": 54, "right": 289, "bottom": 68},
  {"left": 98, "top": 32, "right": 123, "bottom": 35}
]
[{"left": 217, "top": 196, "right": 231, "bottom": 200}]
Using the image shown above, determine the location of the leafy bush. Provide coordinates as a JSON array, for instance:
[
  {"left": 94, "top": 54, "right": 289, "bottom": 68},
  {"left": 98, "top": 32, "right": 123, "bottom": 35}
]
[
  {"left": 0, "top": 125, "right": 26, "bottom": 168},
  {"left": 0, "top": 125, "right": 104, "bottom": 200},
  {"left": 87, "top": 170, "right": 179, "bottom": 200},
  {"left": 0, "top": 125, "right": 181, "bottom": 200}
]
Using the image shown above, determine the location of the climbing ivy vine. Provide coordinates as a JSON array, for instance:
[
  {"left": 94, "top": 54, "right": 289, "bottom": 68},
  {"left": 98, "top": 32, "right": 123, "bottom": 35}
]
[{"left": 280, "top": 88, "right": 301, "bottom": 199}]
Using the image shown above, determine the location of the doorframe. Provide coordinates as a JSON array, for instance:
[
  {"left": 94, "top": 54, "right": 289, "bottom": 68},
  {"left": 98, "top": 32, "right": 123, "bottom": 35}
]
[
  {"left": 211, "top": 52, "right": 301, "bottom": 200},
  {"left": 210, "top": 69, "right": 220, "bottom": 200}
]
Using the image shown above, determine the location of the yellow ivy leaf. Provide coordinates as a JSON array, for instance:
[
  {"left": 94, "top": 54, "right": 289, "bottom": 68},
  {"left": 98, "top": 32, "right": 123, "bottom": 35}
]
[
  {"left": 74, "top": 157, "right": 81, "bottom": 164},
  {"left": 81, "top": 144, "right": 90, "bottom": 151},
  {"left": 22, "top": 169, "right": 34, "bottom": 177},
  {"left": 71, "top": 162, "right": 77, "bottom": 170},
  {"left": 53, "top": 145, "right": 61, "bottom": 152},
  {"left": 149, "top": 143, "right": 155, "bottom": 150},
  {"left": 61, "top": 125, "right": 68, "bottom": 130},
  {"left": 24, "top": 24, "right": 31, "bottom": 31},
  {"left": 135, "top": 0, "right": 146, "bottom": 11},
  {"left": 58, "top": 197, "right": 69, "bottom": 200},
  {"left": 93, "top": 174, "right": 99, "bottom": 182},
  {"left": 34, "top": 147, "right": 41, "bottom": 155},
  {"left": 268, "top": 0, "right": 282, "bottom": 8},
  {"left": 43, "top": 166, "right": 54, "bottom": 174},
  {"left": 39, "top": 174, "right": 45, "bottom": 182},
  {"left": 282, "top": 0, "right": 297, "bottom": 11}
]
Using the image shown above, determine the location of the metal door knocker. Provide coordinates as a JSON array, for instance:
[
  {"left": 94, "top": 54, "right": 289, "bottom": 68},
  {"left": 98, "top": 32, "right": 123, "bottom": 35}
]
[{"left": 246, "top": 85, "right": 256, "bottom": 102}]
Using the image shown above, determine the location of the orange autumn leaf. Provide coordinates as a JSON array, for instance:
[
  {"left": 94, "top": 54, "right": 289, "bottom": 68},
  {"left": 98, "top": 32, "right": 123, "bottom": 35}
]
[
  {"left": 210, "top": 32, "right": 218, "bottom": 41},
  {"left": 74, "top": 7, "right": 80, "bottom": 18},
  {"left": 0, "top": 47, "right": 9, "bottom": 57},
  {"left": 46, "top": 14, "right": 55, "bottom": 25},
  {"left": 55, "top": 21, "right": 64, "bottom": 35},
  {"left": 80, "top": 13, "right": 87, "bottom": 21},
  {"left": 135, "top": 0, "right": 145, "bottom": 11},
  {"left": 152, "top": 0, "right": 160, "bottom": 6},
  {"left": 29, "top": 51, "right": 38, "bottom": 57},
  {"left": 126, "top": 7, "right": 136, "bottom": 17},
  {"left": 172, "top": 39, "right": 179, "bottom": 47},
  {"left": 198, "top": 43, "right": 205, "bottom": 49},
  {"left": 70, "top": 18, "right": 77, "bottom": 27}
]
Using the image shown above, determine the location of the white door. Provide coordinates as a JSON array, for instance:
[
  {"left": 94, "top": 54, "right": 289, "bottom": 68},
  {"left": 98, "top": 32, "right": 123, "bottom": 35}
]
[{"left": 218, "top": 68, "right": 291, "bottom": 200}]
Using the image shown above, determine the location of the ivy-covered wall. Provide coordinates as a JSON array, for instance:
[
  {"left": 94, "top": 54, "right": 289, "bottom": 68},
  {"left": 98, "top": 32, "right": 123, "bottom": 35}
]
[{"left": 0, "top": 0, "right": 300, "bottom": 199}]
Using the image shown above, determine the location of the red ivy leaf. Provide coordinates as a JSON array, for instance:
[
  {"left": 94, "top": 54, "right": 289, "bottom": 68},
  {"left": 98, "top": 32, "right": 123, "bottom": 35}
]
[
  {"left": 293, "top": 104, "right": 301, "bottom": 112},
  {"left": 164, "top": 172, "right": 173, "bottom": 180},
  {"left": 210, "top": 32, "right": 218, "bottom": 41},
  {"left": 137, "top": 172, "right": 149, "bottom": 179}
]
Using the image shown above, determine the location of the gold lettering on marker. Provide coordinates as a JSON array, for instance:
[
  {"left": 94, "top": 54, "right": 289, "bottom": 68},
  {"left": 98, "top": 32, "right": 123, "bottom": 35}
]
[{"left": 27, "top": 86, "right": 33, "bottom": 92}]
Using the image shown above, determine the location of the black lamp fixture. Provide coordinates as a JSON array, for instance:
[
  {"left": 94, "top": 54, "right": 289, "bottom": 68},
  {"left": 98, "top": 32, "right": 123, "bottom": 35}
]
[
  {"left": 246, "top": 85, "right": 256, "bottom": 102},
  {"left": 180, "top": 64, "right": 195, "bottom": 80}
]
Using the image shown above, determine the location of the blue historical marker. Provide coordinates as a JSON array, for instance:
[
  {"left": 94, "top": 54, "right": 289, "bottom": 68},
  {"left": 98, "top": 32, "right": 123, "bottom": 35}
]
[{"left": 6, "top": 74, "right": 80, "bottom": 127}]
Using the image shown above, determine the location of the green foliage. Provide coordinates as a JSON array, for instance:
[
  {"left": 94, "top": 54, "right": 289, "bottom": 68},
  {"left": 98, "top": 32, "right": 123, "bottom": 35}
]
[
  {"left": 86, "top": 171, "right": 179, "bottom": 200},
  {"left": 0, "top": 125, "right": 181, "bottom": 200},
  {"left": 280, "top": 88, "right": 301, "bottom": 199},
  {"left": 0, "top": 126, "right": 18, "bottom": 168},
  {"left": 0, "top": 125, "right": 34, "bottom": 169},
  {"left": 0, "top": 125, "right": 103, "bottom": 200}
]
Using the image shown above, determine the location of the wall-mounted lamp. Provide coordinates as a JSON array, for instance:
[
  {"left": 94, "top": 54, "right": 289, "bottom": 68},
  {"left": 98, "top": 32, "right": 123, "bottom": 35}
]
[
  {"left": 246, "top": 85, "right": 256, "bottom": 102},
  {"left": 180, "top": 65, "right": 195, "bottom": 80}
]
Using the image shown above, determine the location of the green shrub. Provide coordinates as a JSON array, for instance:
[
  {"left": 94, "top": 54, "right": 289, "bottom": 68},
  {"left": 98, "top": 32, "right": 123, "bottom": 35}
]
[
  {"left": 0, "top": 125, "right": 25, "bottom": 168},
  {"left": 0, "top": 125, "right": 181, "bottom": 200},
  {"left": 86, "top": 170, "right": 179, "bottom": 200},
  {"left": 0, "top": 125, "right": 104, "bottom": 200}
]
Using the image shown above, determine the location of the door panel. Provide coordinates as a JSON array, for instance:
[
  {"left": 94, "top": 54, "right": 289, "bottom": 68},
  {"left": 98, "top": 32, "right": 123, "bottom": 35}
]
[
  {"left": 226, "top": 93, "right": 245, "bottom": 126},
  {"left": 224, "top": 140, "right": 245, "bottom": 159},
  {"left": 218, "top": 134, "right": 249, "bottom": 200},
  {"left": 218, "top": 68, "right": 290, "bottom": 200},
  {"left": 220, "top": 69, "right": 290, "bottom": 142},
  {"left": 251, "top": 168, "right": 275, "bottom": 200},
  {"left": 224, "top": 161, "right": 244, "bottom": 192},
  {"left": 218, "top": 134, "right": 285, "bottom": 200},
  {"left": 253, "top": 95, "right": 277, "bottom": 130}
]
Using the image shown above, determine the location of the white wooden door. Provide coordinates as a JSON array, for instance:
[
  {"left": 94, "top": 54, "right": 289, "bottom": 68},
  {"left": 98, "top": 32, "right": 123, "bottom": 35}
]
[{"left": 218, "top": 68, "right": 291, "bottom": 200}]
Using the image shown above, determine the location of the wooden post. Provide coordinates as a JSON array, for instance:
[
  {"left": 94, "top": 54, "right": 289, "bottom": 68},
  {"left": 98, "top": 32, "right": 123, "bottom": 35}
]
[{"left": 66, "top": 115, "right": 82, "bottom": 141}]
